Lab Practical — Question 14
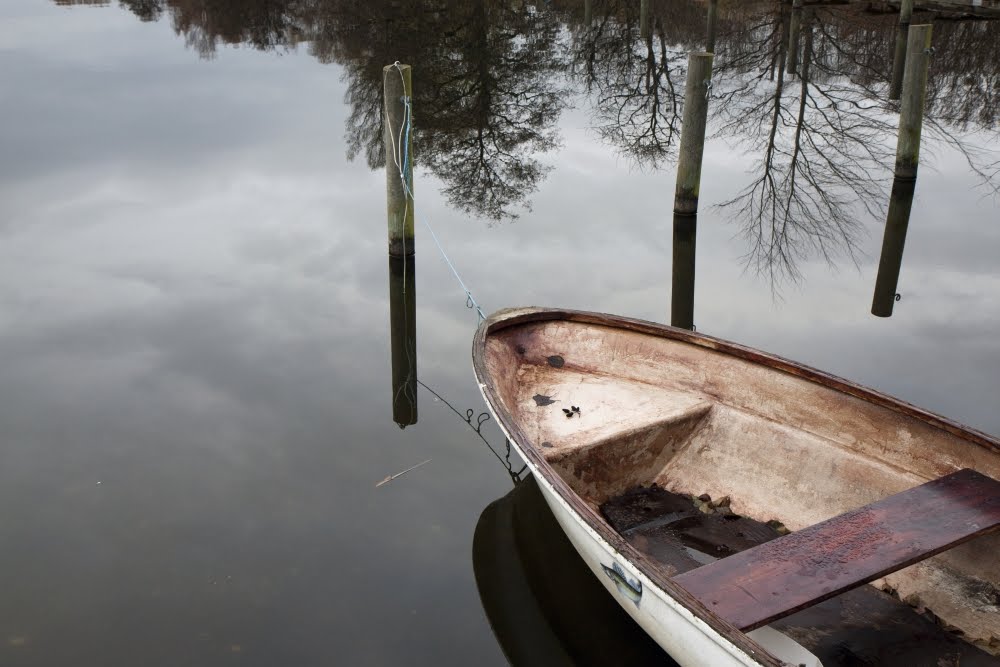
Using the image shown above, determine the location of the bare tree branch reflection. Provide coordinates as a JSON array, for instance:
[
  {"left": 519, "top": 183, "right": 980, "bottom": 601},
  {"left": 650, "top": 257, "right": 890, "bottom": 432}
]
[
  {"left": 317, "top": 1, "right": 566, "bottom": 221},
  {"left": 86, "top": 0, "right": 1000, "bottom": 252},
  {"left": 414, "top": 1, "right": 565, "bottom": 221},
  {"left": 713, "top": 5, "right": 896, "bottom": 283},
  {"left": 114, "top": 0, "right": 567, "bottom": 221},
  {"left": 571, "top": 0, "right": 705, "bottom": 168}
]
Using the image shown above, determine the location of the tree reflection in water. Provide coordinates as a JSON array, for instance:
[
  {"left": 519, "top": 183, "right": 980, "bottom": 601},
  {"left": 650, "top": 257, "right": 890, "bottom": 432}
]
[
  {"left": 704, "top": 1, "right": 1000, "bottom": 284},
  {"left": 85, "top": 0, "right": 1000, "bottom": 280},
  {"left": 711, "top": 4, "right": 895, "bottom": 283},
  {"left": 570, "top": 0, "right": 701, "bottom": 168},
  {"left": 118, "top": 0, "right": 566, "bottom": 221}
]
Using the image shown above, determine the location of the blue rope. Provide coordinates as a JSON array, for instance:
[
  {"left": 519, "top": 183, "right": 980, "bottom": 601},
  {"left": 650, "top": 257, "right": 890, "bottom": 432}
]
[{"left": 390, "top": 63, "right": 486, "bottom": 323}]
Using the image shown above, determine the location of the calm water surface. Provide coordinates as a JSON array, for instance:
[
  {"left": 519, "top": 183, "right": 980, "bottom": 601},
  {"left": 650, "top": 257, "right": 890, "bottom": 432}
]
[{"left": 1, "top": 1, "right": 999, "bottom": 665}]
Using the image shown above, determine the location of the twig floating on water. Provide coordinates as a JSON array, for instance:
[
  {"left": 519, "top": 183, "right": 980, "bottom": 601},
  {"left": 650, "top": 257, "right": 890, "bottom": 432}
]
[{"left": 375, "top": 459, "right": 432, "bottom": 488}]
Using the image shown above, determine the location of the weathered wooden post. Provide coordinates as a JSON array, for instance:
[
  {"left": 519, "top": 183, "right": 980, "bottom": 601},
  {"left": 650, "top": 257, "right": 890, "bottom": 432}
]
[
  {"left": 384, "top": 63, "right": 414, "bottom": 258},
  {"left": 787, "top": 0, "right": 804, "bottom": 74},
  {"left": 872, "top": 178, "right": 917, "bottom": 317},
  {"left": 640, "top": 0, "right": 650, "bottom": 40},
  {"left": 895, "top": 24, "right": 932, "bottom": 181},
  {"left": 389, "top": 256, "right": 417, "bottom": 426},
  {"left": 585, "top": 0, "right": 593, "bottom": 27},
  {"left": 889, "top": 0, "right": 915, "bottom": 101},
  {"left": 674, "top": 53, "right": 714, "bottom": 216},
  {"left": 706, "top": 0, "right": 718, "bottom": 53},
  {"left": 671, "top": 213, "right": 697, "bottom": 330}
]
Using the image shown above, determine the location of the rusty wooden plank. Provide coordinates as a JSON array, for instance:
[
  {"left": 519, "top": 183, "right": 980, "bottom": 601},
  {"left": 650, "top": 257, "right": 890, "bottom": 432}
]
[{"left": 672, "top": 469, "right": 1000, "bottom": 631}]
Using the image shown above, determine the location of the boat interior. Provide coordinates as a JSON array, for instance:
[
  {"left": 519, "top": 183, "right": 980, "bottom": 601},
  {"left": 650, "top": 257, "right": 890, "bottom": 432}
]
[{"left": 482, "top": 316, "right": 1000, "bottom": 665}]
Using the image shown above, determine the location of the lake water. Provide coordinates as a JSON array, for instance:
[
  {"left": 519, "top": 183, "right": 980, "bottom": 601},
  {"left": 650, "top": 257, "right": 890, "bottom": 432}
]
[{"left": 1, "top": 1, "right": 999, "bottom": 665}]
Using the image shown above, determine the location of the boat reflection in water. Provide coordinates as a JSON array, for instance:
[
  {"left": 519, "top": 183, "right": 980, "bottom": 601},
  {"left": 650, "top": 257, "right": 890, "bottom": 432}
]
[{"left": 473, "top": 475, "right": 675, "bottom": 666}]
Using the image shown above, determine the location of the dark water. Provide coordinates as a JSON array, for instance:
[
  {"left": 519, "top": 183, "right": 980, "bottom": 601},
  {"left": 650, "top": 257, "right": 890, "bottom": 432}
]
[{"left": 1, "top": 1, "right": 999, "bottom": 665}]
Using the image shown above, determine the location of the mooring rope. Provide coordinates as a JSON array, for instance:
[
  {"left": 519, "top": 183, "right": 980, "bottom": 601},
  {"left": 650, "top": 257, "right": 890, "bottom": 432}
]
[
  {"left": 385, "top": 64, "right": 516, "bottom": 481},
  {"left": 385, "top": 62, "right": 487, "bottom": 322},
  {"left": 418, "top": 379, "right": 527, "bottom": 484}
]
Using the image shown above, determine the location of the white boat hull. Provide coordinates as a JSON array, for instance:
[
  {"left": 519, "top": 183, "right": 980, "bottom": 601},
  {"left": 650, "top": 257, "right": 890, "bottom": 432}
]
[
  {"left": 506, "top": 438, "right": 822, "bottom": 666},
  {"left": 528, "top": 462, "right": 761, "bottom": 666}
]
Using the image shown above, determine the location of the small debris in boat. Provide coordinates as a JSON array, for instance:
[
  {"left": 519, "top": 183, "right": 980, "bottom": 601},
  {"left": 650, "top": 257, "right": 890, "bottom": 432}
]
[
  {"left": 533, "top": 394, "right": 557, "bottom": 406},
  {"left": 602, "top": 485, "right": 787, "bottom": 566},
  {"left": 375, "top": 459, "right": 432, "bottom": 487},
  {"left": 541, "top": 441, "right": 554, "bottom": 448},
  {"left": 515, "top": 344, "right": 526, "bottom": 355},
  {"left": 767, "top": 519, "right": 791, "bottom": 535},
  {"left": 710, "top": 495, "right": 731, "bottom": 509},
  {"left": 547, "top": 355, "right": 565, "bottom": 368},
  {"left": 696, "top": 499, "right": 714, "bottom": 514},
  {"left": 562, "top": 405, "right": 582, "bottom": 418}
]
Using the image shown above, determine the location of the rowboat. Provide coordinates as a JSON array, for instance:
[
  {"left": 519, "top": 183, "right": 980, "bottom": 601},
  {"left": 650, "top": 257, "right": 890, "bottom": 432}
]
[{"left": 473, "top": 308, "right": 1000, "bottom": 667}]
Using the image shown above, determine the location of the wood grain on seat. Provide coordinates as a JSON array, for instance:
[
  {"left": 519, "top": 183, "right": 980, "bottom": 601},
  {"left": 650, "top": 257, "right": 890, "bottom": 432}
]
[{"left": 672, "top": 469, "right": 1000, "bottom": 631}]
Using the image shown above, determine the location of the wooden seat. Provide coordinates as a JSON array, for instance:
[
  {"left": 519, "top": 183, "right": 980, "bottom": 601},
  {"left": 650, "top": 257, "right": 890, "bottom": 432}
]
[{"left": 672, "top": 468, "right": 1000, "bottom": 631}]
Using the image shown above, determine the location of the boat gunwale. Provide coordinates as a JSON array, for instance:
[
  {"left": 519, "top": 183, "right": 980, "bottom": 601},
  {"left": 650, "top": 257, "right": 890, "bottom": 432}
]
[
  {"left": 477, "top": 307, "right": 1000, "bottom": 455},
  {"left": 472, "top": 306, "right": 1000, "bottom": 667}
]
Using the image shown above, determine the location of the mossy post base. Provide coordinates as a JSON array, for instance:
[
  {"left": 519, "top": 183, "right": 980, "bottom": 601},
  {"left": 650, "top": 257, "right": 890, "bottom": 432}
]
[
  {"left": 894, "top": 25, "right": 932, "bottom": 181},
  {"left": 872, "top": 178, "right": 916, "bottom": 318},
  {"left": 889, "top": 0, "right": 915, "bottom": 100},
  {"left": 674, "top": 53, "right": 714, "bottom": 216},
  {"left": 671, "top": 213, "right": 697, "bottom": 330},
  {"left": 384, "top": 64, "right": 414, "bottom": 258}
]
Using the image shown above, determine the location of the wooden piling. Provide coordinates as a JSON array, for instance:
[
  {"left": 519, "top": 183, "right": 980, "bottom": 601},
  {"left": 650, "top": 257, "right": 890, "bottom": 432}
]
[
  {"left": 899, "top": 0, "right": 915, "bottom": 24},
  {"left": 389, "top": 256, "right": 417, "bottom": 426},
  {"left": 706, "top": 0, "right": 719, "bottom": 52},
  {"left": 674, "top": 53, "right": 714, "bottom": 216},
  {"left": 640, "top": 0, "right": 650, "bottom": 40},
  {"left": 894, "top": 24, "right": 932, "bottom": 181},
  {"left": 671, "top": 213, "right": 697, "bottom": 330},
  {"left": 872, "top": 178, "right": 917, "bottom": 317},
  {"left": 787, "top": 0, "right": 804, "bottom": 74},
  {"left": 889, "top": 0, "right": 915, "bottom": 100},
  {"left": 384, "top": 64, "right": 414, "bottom": 258},
  {"left": 585, "top": 0, "right": 593, "bottom": 27}
]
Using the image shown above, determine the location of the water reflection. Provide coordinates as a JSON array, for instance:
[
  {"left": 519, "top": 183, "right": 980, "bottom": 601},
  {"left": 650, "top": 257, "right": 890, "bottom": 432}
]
[
  {"left": 871, "top": 178, "right": 917, "bottom": 317},
  {"left": 8, "top": 2, "right": 1000, "bottom": 665},
  {"left": 474, "top": 475, "right": 674, "bottom": 666},
  {"left": 712, "top": 4, "right": 892, "bottom": 283},
  {"left": 330, "top": 0, "right": 566, "bottom": 221},
  {"left": 709, "top": 2, "right": 1000, "bottom": 283},
  {"left": 671, "top": 213, "right": 697, "bottom": 330},
  {"left": 388, "top": 256, "right": 417, "bottom": 427},
  {"left": 570, "top": 0, "right": 716, "bottom": 168},
  {"left": 62, "top": 0, "right": 1000, "bottom": 271}
]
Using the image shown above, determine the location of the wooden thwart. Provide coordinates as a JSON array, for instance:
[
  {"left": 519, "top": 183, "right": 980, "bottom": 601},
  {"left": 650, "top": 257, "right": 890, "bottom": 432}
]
[{"left": 672, "top": 469, "right": 1000, "bottom": 632}]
